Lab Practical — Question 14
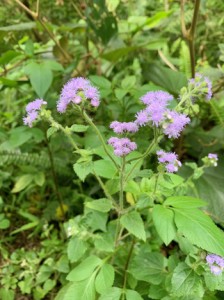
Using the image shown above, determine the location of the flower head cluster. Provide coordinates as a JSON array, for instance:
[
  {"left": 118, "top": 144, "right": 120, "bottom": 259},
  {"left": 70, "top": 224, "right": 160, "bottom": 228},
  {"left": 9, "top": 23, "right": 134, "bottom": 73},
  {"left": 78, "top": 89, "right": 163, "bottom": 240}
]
[
  {"left": 206, "top": 254, "right": 224, "bottom": 275},
  {"left": 23, "top": 99, "right": 47, "bottom": 127},
  {"left": 188, "top": 73, "right": 212, "bottom": 101},
  {"left": 110, "top": 121, "right": 139, "bottom": 134},
  {"left": 108, "top": 137, "right": 137, "bottom": 157},
  {"left": 202, "top": 153, "right": 218, "bottom": 167},
  {"left": 162, "top": 110, "right": 190, "bottom": 139},
  {"left": 57, "top": 77, "right": 100, "bottom": 113},
  {"left": 157, "top": 150, "right": 182, "bottom": 173},
  {"left": 135, "top": 90, "right": 190, "bottom": 138}
]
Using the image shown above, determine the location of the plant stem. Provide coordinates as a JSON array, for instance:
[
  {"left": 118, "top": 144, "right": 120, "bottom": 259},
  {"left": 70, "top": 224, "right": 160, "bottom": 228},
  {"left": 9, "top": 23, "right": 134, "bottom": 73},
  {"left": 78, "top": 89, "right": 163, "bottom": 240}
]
[
  {"left": 119, "top": 157, "right": 126, "bottom": 210},
  {"left": 122, "top": 239, "right": 135, "bottom": 299},
  {"left": 93, "top": 170, "right": 118, "bottom": 210},
  {"left": 15, "top": 0, "right": 71, "bottom": 62},
  {"left": 180, "top": 0, "right": 201, "bottom": 77},
  {"left": 125, "top": 136, "right": 161, "bottom": 182},
  {"left": 44, "top": 132, "right": 65, "bottom": 219},
  {"left": 82, "top": 111, "right": 120, "bottom": 170}
]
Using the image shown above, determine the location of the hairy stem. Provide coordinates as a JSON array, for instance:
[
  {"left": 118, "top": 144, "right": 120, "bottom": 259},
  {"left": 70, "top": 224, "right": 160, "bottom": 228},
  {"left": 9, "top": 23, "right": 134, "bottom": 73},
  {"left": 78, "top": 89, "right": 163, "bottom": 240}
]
[{"left": 82, "top": 111, "right": 120, "bottom": 170}]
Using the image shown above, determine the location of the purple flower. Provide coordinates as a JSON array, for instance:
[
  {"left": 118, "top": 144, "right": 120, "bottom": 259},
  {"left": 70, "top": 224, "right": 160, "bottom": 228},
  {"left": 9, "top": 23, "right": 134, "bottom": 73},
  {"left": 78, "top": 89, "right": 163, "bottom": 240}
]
[
  {"left": 206, "top": 254, "right": 224, "bottom": 275},
  {"left": 140, "top": 91, "right": 173, "bottom": 105},
  {"left": 110, "top": 121, "right": 139, "bottom": 134},
  {"left": 157, "top": 150, "right": 181, "bottom": 173},
  {"left": 26, "top": 99, "right": 47, "bottom": 113},
  {"left": 108, "top": 137, "right": 137, "bottom": 157},
  {"left": 189, "top": 73, "right": 212, "bottom": 101},
  {"left": 135, "top": 110, "right": 150, "bottom": 126},
  {"left": 162, "top": 111, "right": 190, "bottom": 138},
  {"left": 23, "top": 99, "right": 47, "bottom": 127},
  {"left": 57, "top": 77, "right": 100, "bottom": 112}
]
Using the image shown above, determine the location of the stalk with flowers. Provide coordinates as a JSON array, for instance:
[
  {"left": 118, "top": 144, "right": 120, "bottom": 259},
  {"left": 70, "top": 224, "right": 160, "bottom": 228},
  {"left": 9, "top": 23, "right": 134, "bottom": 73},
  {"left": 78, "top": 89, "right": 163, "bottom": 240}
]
[{"left": 23, "top": 74, "right": 224, "bottom": 299}]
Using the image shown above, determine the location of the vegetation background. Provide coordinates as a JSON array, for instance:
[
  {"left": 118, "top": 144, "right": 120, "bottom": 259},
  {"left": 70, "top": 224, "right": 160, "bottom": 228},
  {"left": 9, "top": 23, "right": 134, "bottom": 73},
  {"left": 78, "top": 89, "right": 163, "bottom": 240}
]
[{"left": 1, "top": 0, "right": 224, "bottom": 299}]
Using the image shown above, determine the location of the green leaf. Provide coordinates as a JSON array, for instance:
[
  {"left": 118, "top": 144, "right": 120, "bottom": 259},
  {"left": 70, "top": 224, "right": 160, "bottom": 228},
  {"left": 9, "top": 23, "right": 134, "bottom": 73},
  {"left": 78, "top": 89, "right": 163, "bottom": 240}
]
[
  {"left": 24, "top": 61, "right": 53, "bottom": 97},
  {"left": 34, "top": 172, "right": 45, "bottom": 186},
  {"left": 11, "top": 174, "right": 33, "bottom": 193},
  {"left": 70, "top": 124, "right": 89, "bottom": 132},
  {"left": 94, "top": 160, "right": 117, "bottom": 179},
  {"left": 143, "top": 63, "right": 187, "bottom": 95},
  {"left": 126, "top": 290, "right": 143, "bottom": 300},
  {"left": 0, "top": 288, "right": 15, "bottom": 300},
  {"left": 0, "top": 50, "right": 21, "bottom": 65},
  {"left": 73, "top": 161, "right": 93, "bottom": 181},
  {"left": 121, "top": 76, "right": 136, "bottom": 90},
  {"left": 95, "top": 264, "right": 115, "bottom": 294},
  {"left": 152, "top": 205, "right": 176, "bottom": 245},
  {"left": 66, "top": 255, "right": 102, "bottom": 282},
  {"left": 171, "top": 262, "right": 202, "bottom": 297},
  {"left": 173, "top": 208, "right": 224, "bottom": 256},
  {"left": 47, "top": 127, "right": 58, "bottom": 139},
  {"left": 102, "top": 46, "right": 137, "bottom": 62},
  {"left": 120, "top": 211, "right": 146, "bottom": 241},
  {"left": 164, "top": 196, "right": 206, "bottom": 209},
  {"left": 129, "top": 252, "right": 166, "bottom": 284},
  {"left": 89, "top": 76, "right": 111, "bottom": 89},
  {"left": 0, "top": 219, "right": 10, "bottom": 229},
  {"left": 0, "top": 22, "right": 36, "bottom": 31},
  {"left": 67, "top": 237, "right": 87, "bottom": 263},
  {"left": 11, "top": 221, "right": 39, "bottom": 235},
  {"left": 99, "top": 287, "right": 122, "bottom": 300},
  {"left": 55, "top": 279, "right": 96, "bottom": 300},
  {"left": 85, "top": 210, "right": 108, "bottom": 232},
  {"left": 85, "top": 198, "right": 113, "bottom": 212},
  {"left": 44, "top": 60, "right": 64, "bottom": 71}
]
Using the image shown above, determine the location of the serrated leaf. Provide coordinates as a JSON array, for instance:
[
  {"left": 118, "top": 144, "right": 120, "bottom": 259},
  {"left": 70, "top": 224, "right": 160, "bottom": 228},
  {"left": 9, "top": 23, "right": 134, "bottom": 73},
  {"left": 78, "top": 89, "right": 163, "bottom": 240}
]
[
  {"left": 120, "top": 211, "right": 146, "bottom": 241},
  {"left": 73, "top": 161, "right": 93, "bottom": 181},
  {"left": 67, "top": 237, "right": 87, "bottom": 263},
  {"left": 171, "top": 262, "right": 202, "bottom": 297},
  {"left": 152, "top": 205, "right": 176, "bottom": 245},
  {"left": 70, "top": 124, "right": 89, "bottom": 132},
  {"left": 99, "top": 287, "right": 122, "bottom": 300},
  {"left": 126, "top": 290, "right": 143, "bottom": 300},
  {"left": 173, "top": 208, "right": 224, "bottom": 256},
  {"left": 129, "top": 252, "right": 166, "bottom": 284},
  {"left": 164, "top": 196, "right": 206, "bottom": 208},
  {"left": 94, "top": 160, "right": 117, "bottom": 179},
  {"left": 95, "top": 264, "right": 115, "bottom": 294},
  {"left": 85, "top": 198, "right": 113, "bottom": 212},
  {"left": 66, "top": 255, "right": 102, "bottom": 282}
]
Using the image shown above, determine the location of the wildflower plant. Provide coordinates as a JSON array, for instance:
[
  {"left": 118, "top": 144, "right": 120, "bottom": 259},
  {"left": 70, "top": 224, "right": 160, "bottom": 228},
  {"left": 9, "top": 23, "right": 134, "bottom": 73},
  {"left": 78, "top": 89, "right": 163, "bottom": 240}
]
[{"left": 23, "top": 75, "right": 224, "bottom": 300}]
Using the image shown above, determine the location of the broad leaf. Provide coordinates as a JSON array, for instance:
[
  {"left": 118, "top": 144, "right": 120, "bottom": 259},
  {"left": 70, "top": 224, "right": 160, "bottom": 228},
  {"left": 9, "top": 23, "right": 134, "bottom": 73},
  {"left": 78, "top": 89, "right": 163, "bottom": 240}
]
[
  {"left": 95, "top": 264, "right": 115, "bottom": 294},
  {"left": 67, "top": 237, "right": 87, "bottom": 263},
  {"left": 66, "top": 255, "right": 102, "bottom": 282},
  {"left": 173, "top": 208, "right": 224, "bottom": 256},
  {"left": 94, "top": 160, "right": 118, "bottom": 179},
  {"left": 126, "top": 289, "right": 143, "bottom": 300},
  {"left": 129, "top": 252, "right": 166, "bottom": 284},
  {"left": 171, "top": 262, "right": 202, "bottom": 297},
  {"left": 73, "top": 161, "right": 93, "bottom": 181},
  {"left": 24, "top": 61, "right": 53, "bottom": 97},
  {"left": 85, "top": 198, "right": 113, "bottom": 212},
  {"left": 70, "top": 124, "right": 89, "bottom": 132},
  {"left": 164, "top": 196, "right": 206, "bottom": 209},
  {"left": 11, "top": 174, "right": 33, "bottom": 193},
  {"left": 99, "top": 287, "right": 122, "bottom": 300},
  {"left": 120, "top": 211, "right": 146, "bottom": 241},
  {"left": 152, "top": 205, "right": 176, "bottom": 245}
]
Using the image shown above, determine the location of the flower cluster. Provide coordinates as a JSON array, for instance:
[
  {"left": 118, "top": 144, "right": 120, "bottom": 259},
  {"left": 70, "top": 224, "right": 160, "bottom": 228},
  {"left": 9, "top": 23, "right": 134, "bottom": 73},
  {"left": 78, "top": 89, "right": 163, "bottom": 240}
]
[
  {"left": 110, "top": 121, "right": 139, "bottom": 134},
  {"left": 206, "top": 254, "right": 224, "bottom": 275},
  {"left": 108, "top": 137, "right": 137, "bottom": 157},
  {"left": 157, "top": 150, "right": 182, "bottom": 173},
  {"left": 57, "top": 77, "right": 100, "bottom": 113},
  {"left": 202, "top": 153, "right": 218, "bottom": 167},
  {"left": 135, "top": 90, "right": 190, "bottom": 138},
  {"left": 188, "top": 73, "right": 212, "bottom": 101},
  {"left": 23, "top": 99, "right": 47, "bottom": 127}
]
